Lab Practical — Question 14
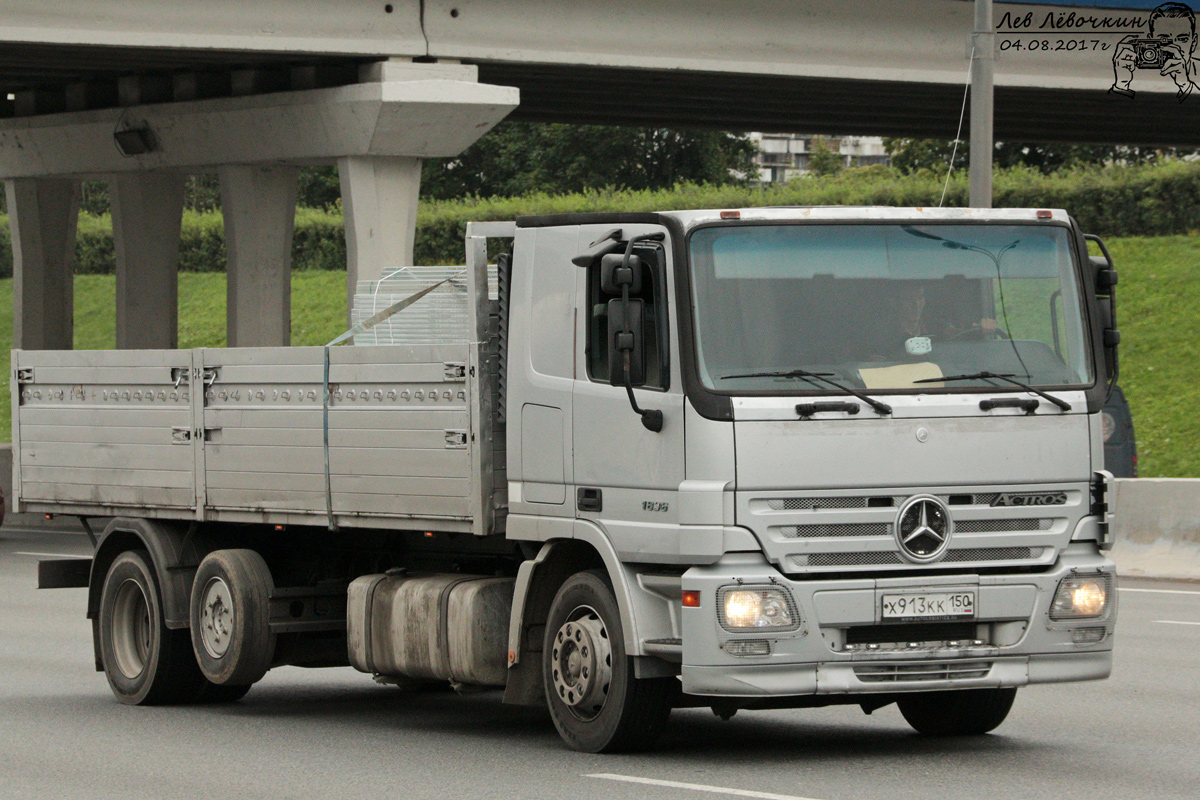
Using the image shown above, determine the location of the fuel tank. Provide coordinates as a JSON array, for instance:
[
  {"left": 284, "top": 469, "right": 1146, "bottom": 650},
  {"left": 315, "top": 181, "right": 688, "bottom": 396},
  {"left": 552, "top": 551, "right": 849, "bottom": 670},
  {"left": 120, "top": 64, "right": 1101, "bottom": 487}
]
[{"left": 347, "top": 573, "right": 515, "bottom": 687}]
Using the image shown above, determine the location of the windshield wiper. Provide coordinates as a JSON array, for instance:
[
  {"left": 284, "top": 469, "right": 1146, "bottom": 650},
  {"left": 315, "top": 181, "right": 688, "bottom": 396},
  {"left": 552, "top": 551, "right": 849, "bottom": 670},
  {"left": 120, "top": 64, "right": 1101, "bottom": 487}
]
[
  {"left": 721, "top": 369, "right": 892, "bottom": 416},
  {"left": 913, "top": 371, "right": 1072, "bottom": 412}
]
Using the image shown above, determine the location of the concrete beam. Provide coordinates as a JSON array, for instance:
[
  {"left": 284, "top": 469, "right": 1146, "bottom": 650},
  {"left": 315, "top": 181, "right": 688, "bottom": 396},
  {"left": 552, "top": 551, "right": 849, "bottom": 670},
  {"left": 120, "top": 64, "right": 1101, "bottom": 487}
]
[
  {"left": 220, "top": 165, "right": 298, "bottom": 348},
  {"left": 110, "top": 173, "right": 184, "bottom": 349},
  {"left": 5, "top": 178, "right": 79, "bottom": 350},
  {"left": 338, "top": 155, "right": 421, "bottom": 319},
  {"left": 0, "top": 0, "right": 425, "bottom": 56},
  {"left": 0, "top": 67, "right": 519, "bottom": 179}
]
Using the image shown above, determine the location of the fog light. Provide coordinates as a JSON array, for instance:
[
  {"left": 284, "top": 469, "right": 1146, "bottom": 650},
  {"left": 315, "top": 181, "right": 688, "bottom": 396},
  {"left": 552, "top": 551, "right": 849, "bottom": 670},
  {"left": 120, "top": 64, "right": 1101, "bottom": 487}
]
[
  {"left": 1051, "top": 574, "right": 1111, "bottom": 620},
  {"left": 718, "top": 586, "right": 800, "bottom": 632},
  {"left": 1073, "top": 627, "right": 1107, "bottom": 644},
  {"left": 724, "top": 639, "right": 772, "bottom": 657}
]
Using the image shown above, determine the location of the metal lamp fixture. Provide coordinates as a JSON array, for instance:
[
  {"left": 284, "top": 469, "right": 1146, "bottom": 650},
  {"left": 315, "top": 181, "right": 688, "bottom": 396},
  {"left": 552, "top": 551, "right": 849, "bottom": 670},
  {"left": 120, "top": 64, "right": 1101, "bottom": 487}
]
[{"left": 113, "top": 124, "right": 158, "bottom": 156}]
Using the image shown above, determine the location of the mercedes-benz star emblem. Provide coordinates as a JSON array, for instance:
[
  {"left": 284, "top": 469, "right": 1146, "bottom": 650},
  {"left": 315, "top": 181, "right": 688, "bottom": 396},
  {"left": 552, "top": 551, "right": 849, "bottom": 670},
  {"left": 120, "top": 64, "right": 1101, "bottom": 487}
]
[{"left": 895, "top": 495, "right": 952, "bottom": 563}]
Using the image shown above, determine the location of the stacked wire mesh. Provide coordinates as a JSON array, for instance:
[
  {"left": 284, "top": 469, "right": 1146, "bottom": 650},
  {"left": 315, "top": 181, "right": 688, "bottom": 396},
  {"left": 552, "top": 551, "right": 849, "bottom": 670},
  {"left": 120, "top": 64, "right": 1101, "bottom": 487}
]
[{"left": 351, "top": 266, "right": 499, "bottom": 345}]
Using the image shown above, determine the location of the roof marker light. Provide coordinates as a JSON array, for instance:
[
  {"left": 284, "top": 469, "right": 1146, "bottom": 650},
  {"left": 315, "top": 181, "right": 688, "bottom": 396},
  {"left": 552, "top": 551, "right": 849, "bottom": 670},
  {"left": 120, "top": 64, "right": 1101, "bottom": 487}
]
[
  {"left": 1037, "top": 210, "right": 1053, "bottom": 219},
  {"left": 720, "top": 210, "right": 741, "bottom": 220}
]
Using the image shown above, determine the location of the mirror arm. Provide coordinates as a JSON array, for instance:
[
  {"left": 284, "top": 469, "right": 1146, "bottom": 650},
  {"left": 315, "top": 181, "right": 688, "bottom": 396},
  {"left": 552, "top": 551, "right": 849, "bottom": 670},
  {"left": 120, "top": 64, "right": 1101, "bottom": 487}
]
[{"left": 623, "top": 352, "right": 663, "bottom": 432}]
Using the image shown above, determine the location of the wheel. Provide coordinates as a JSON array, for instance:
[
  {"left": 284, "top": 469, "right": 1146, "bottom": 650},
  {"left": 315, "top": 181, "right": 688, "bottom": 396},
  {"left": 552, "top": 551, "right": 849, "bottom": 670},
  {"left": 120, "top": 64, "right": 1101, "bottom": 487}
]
[
  {"left": 189, "top": 549, "right": 276, "bottom": 686},
  {"left": 542, "top": 570, "right": 674, "bottom": 753},
  {"left": 897, "top": 688, "right": 1018, "bottom": 735},
  {"left": 97, "top": 550, "right": 208, "bottom": 705}
]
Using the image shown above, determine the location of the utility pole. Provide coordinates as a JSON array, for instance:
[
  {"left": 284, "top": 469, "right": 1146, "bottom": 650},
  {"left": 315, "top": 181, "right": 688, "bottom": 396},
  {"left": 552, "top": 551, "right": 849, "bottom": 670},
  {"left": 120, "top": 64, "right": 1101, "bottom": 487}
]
[{"left": 969, "top": 0, "right": 994, "bottom": 208}]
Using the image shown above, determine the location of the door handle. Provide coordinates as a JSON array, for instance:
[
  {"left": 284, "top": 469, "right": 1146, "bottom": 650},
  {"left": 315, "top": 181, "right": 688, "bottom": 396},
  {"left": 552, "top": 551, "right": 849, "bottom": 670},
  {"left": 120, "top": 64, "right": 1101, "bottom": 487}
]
[{"left": 577, "top": 487, "right": 603, "bottom": 513}]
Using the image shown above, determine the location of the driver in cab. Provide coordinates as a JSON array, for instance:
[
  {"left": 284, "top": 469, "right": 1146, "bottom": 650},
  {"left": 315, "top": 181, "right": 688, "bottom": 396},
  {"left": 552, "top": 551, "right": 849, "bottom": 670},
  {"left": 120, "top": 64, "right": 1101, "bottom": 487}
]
[{"left": 879, "top": 282, "right": 998, "bottom": 360}]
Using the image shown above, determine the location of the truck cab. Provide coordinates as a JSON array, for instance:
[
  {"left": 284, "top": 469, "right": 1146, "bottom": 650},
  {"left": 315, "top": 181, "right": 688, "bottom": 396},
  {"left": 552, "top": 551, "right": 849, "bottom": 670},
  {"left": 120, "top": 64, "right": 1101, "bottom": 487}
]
[{"left": 503, "top": 207, "right": 1118, "bottom": 744}]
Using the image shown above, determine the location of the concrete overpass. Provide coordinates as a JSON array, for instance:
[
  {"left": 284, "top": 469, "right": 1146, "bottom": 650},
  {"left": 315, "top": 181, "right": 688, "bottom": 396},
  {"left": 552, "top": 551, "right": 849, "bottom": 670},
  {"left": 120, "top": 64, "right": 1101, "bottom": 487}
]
[{"left": 1, "top": 0, "right": 1192, "bottom": 351}]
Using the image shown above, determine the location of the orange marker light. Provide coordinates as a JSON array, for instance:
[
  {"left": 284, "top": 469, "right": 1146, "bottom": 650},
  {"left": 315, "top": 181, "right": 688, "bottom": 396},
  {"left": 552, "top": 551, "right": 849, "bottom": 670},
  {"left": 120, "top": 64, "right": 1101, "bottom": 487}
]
[
  {"left": 1037, "top": 210, "right": 1053, "bottom": 219},
  {"left": 720, "top": 210, "right": 741, "bottom": 220},
  {"left": 682, "top": 590, "right": 701, "bottom": 607},
  {"left": 424, "top": 531, "right": 434, "bottom": 537}
]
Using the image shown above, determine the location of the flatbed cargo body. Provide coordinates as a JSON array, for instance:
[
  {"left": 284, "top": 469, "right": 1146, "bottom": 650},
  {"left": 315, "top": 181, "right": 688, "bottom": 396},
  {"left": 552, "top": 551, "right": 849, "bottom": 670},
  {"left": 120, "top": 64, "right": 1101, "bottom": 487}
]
[{"left": 13, "top": 342, "right": 501, "bottom": 534}]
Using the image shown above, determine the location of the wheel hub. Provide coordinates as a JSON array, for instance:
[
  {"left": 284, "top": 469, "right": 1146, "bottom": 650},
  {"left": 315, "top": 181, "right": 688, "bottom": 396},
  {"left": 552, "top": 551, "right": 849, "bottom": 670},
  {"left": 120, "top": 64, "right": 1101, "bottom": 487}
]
[
  {"left": 200, "top": 577, "right": 234, "bottom": 658},
  {"left": 550, "top": 610, "right": 612, "bottom": 720},
  {"left": 111, "top": 578, "right": 151, "bottom": 679}
]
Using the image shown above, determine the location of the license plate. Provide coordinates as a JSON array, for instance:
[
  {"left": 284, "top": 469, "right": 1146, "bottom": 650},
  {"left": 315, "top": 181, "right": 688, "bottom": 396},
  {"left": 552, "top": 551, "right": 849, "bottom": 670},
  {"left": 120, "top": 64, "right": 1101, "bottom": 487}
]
[{"left": 881, "top": 591, "right": 976, "bottom": 621}]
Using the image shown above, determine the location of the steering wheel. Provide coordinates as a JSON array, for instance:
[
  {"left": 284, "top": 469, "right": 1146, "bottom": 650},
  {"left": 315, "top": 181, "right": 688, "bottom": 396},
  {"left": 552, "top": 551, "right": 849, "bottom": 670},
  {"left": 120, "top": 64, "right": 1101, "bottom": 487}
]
[{"left": 948, "top": 324, "right": 1009, "bottom": 341}]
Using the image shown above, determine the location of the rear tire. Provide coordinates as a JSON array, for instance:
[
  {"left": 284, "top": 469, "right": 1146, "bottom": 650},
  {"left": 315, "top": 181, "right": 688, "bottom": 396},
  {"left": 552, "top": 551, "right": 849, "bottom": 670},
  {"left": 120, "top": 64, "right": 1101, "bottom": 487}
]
[
  {"left": 542, "top": 570, "right": 674, "bottom": 753},
  {"left": 898, "top": 688, "right": 1017, "bottom": 735},
  {"left": 98, "top": 550, "right": 207, "bottom": 705},
  {"left": 189, "top": 549, "right": 276, "bottom": 686}
]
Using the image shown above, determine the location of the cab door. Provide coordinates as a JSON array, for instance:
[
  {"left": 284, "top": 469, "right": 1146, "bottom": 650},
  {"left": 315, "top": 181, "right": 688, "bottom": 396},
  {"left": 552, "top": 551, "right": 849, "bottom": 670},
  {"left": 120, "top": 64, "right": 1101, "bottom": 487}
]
[{"left": 571, "top": 223, "right": 685, "bottom": 551}]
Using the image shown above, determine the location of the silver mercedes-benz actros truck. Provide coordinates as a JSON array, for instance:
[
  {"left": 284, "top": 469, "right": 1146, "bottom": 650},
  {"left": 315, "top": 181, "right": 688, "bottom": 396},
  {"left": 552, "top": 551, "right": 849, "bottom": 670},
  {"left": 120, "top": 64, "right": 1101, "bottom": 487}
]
[{"left": 22, "top": 206, "right": 1119, "bottom": 752}]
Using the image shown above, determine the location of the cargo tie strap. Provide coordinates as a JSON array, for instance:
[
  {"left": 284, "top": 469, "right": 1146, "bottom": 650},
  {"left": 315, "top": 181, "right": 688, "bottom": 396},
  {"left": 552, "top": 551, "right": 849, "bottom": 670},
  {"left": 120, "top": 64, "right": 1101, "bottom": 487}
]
[{"left": 321, "top": 273, "right": 465, "bottom": 531}]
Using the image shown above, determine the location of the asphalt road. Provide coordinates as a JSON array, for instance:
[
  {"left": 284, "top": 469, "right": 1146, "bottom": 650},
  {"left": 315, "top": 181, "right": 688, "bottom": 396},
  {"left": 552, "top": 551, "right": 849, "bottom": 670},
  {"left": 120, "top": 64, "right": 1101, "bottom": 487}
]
[{"left": 2, "top": 525, "right": 1198, "bottom": 800}]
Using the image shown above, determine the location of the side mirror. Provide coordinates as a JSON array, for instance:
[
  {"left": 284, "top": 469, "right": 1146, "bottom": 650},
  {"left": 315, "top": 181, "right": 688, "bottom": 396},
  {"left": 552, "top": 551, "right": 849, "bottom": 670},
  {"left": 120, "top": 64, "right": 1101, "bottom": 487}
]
[
  {"left": 607, "top": 298, "right": 645, "bottom": 385},
  {"left": 1090, "top": 255, "right": 1118, "bottom": 295},
  {"left": 1084, "top": 234, "right": 1119, "bottom": 386},
  {"left": 600, "top": 253, "right": 642, "bottom": 295}
]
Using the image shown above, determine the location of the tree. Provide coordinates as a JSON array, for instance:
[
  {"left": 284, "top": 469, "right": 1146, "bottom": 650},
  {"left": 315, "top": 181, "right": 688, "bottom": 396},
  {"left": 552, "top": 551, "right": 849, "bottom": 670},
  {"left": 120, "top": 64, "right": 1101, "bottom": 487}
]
[
  {"left": 806, "top": 136, "right": 844, "bottom": 177},
  {"left": 420, "top": 122, "right": 759, "bottom": 199},
  {"left": 882, "top": 137, "right": 1199, "bottom": 175}
]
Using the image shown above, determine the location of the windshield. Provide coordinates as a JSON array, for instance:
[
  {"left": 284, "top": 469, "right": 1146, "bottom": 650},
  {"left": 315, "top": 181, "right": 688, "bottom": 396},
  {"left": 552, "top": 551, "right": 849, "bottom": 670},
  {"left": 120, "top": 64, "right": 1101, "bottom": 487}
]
[{"left": 688, "top": 223, "right": 1093, "bottom": 393}]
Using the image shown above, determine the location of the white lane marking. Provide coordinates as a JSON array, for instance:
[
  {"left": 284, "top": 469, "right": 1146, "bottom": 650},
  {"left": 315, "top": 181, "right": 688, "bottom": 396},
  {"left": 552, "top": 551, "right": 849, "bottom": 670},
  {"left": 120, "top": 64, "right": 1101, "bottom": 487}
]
[
  {"left": 1155, "top": 620, "right": 1200, "bottom": 626},
  {"left": 1119, "top": 588, "right": 1200, "bottom": 596},
  {"left": 587, "top": 774, "right": 826, "bottom": 800},
  {"left": 11, "top": 551, "right": 87, "bottom": 558}
]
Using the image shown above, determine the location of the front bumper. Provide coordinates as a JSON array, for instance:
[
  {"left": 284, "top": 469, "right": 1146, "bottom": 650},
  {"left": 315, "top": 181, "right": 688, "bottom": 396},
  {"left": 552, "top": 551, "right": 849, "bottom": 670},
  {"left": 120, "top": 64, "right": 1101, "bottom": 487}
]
[{"left": 680, "top": 543, "right": 1116, "bottom": 698}]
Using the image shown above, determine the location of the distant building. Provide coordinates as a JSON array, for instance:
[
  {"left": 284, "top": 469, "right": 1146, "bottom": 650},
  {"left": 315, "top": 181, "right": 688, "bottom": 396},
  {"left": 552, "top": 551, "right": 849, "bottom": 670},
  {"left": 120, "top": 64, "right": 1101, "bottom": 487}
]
[{"left": 749, "top": 133, "right": 890, "bottom": 183}]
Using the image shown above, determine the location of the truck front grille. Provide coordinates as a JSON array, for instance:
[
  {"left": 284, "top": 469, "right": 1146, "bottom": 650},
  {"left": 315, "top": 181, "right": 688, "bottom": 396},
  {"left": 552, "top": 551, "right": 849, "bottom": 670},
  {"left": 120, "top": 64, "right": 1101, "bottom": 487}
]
[
  {"left": 854, "top": 660, "right": 994, "bottom": 683},
  {"left": 744, "top": 484, "right": 1082, "bottom": 575},
  {"left": 955, "top": 518, "right": 1053, "bottom": 533},
  {"left": 783, "top": 523, "right": 889, "bottom": 538},
  {"left": 794, "top": 547, "right": 1042, "bottom": 568}
]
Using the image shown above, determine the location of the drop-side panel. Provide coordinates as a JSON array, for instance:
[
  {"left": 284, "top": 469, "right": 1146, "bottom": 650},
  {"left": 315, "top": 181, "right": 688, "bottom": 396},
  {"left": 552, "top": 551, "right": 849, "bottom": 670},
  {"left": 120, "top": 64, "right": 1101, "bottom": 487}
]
[
  {"left": 199, "top": 345, "right": 475, "bottom": 530},
  {"left": 12, "top": 350, "right": 197, "bottom": 511},
  {"left": 12, "top": 345, "right": 485, "bottom": 532}
]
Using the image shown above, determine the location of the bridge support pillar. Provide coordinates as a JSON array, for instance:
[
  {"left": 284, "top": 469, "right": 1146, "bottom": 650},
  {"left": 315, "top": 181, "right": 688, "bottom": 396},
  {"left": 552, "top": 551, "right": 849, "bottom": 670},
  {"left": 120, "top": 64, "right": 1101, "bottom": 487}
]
[
  {"left": 220, "top": 165, "right": 298, "bottom": 347},
  {"left": 111, "top": 173, "right": 185, "bottom": 349},
  {"left": 338, "top": 155, "right": 422, "bottom": 322},
  {"left": 5, "top": 178, "right": 79, "bottom": 350}
]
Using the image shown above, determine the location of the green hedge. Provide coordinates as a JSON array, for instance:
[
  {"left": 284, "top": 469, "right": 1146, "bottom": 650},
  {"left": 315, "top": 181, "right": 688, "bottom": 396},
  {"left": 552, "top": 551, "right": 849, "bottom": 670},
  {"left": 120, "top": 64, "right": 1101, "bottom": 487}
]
[{"left": 1, "top": 161, "right": 1198, "bottom": 276}]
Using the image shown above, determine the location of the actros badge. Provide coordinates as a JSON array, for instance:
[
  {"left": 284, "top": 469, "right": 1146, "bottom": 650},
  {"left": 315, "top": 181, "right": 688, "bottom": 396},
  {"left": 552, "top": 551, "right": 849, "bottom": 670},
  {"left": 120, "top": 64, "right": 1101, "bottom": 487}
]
[{"left": 992, "top": 492, "right": 1068, "bottom": 507}]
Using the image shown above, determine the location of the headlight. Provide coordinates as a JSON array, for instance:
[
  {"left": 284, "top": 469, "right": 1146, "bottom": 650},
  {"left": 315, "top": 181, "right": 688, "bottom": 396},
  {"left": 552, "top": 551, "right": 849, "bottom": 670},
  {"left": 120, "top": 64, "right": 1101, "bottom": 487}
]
[
  {"left": 718, "top": 586, "right": 800, "bottom": 632},
  {"left": 1050, "top": 574, "right": 1112, "bottom": 620}
]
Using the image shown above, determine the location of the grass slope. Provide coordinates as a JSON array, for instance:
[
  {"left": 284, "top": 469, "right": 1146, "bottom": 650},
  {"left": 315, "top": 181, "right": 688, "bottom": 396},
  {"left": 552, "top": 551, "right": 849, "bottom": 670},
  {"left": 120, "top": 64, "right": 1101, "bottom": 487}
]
[
  {"left": 1105, "top": 236, "right": 1200, "bottom": 478},
  {"left": 0, "top": 237, "right": 1195, "bottom": 476}
]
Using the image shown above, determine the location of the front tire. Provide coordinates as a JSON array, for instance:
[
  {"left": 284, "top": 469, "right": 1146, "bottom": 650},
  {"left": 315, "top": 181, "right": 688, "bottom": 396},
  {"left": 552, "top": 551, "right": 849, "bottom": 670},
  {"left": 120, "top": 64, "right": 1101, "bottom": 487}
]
[
  {"left": 189, "top": 549, "right": 276, "bottom": 687},
  {"left": 898, "top": 688, "right": 1018, "bottom": 735},
  {"left": 98, "top": 550, "right": 207, "bottom": 704},
  {"left": 542, "top": 571, "right": 674, "bottom": 753}
]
